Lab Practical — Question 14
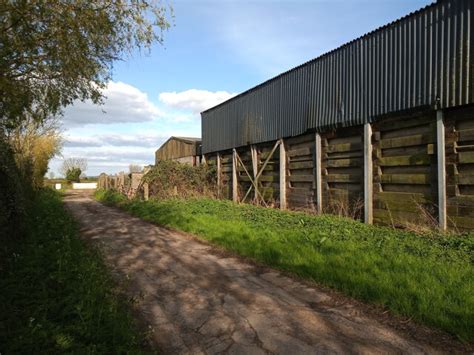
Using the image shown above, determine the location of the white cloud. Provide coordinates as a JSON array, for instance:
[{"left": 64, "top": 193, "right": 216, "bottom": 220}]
[
  {"left": 159, "top": 89, "right": 237, "bottom": 113},
  {"left": 62, "top": 81, "right": 163, "bottom": 127},
  {"left": 64, "top": 133, "right": 165, "bottom": 148}
]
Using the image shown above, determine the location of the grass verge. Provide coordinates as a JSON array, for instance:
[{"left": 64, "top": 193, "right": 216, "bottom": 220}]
[
  {"left": 0, "top": 189, "right": 147, "bottom": 353},
  {"left": 96, "top": 189, "right": 474, "bottom": 342}
]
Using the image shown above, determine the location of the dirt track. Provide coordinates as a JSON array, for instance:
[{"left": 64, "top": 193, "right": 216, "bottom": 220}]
[{"left": 63, "top": 191, "right": 467, "bottom": 354}]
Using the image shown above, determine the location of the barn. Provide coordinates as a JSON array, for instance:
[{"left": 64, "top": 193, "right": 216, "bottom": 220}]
[
  {"left": 155, "top": 136, "right": 202, "bottom": 166},
  {"left": 201, "top": 0, "right": 474, "bottom": 230}
]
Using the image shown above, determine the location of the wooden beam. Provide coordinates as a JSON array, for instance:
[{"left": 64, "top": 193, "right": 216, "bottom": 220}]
[
  {"left": 437, "top": 110, "right": 447, "bottom": 230},
  {"left": 232, "top": 149, "right": 238, "bottom": 202},
  {"left": 217, "top": 152, "right": 222, "bottom": 198},
  {"left": 364, "top": 123, "right": 373, "bottom": 224},
  {"left": 143, "top": 183, "right": 149, "bottom": 201},
  {"left": 280, "top": 139, "right": 287, "bottom": 209},
  {"left": 235, "top": 152, "right": 268, "bottom": 206},
  {"left": 315, "top": 133, "right": 322, "bottom": 213},
  {"left": 251, "top": 145, "right": 258, "bottom": 200},
  {"left": 242, "top": 140, "right": 280, "bottom": 202}
]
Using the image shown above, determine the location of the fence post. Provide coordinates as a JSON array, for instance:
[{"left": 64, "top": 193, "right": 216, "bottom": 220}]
[
  {"left": 143, "top": 183, "right": 149, "bottom": 201},
  {"left": 279, "top": 139, "right": 287, "bottom": 210},
  {"left": 315, "top": 133, "right": 322, "bottom": 213},
  {"left": 437, "top": 110, "right": 447, "bottom": 230},
  {"left": 232, "top": 149, "right": 238, "bottom": 202},
  {"left": 251, "top": 145, "right": 258, "bottom": 200},
  {"left": 217, "top": 152, "right": 222, "bottom": 198},
  {"left": 364, "top": 123, "right": 373, "bottom": 224}
]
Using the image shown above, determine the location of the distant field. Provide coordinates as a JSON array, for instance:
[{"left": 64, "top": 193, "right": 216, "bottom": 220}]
[{"left": 96, "top": 189, "right": 474, "bottom": 342}]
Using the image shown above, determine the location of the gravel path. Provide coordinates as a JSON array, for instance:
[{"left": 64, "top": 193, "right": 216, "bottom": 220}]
[{"left": 63, "top": 191, "right": 464, "bottom": 354}]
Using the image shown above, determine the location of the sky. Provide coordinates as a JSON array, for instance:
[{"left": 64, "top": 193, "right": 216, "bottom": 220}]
[{"left": 49, "top": 0, "right": 433, "bottom": 177}]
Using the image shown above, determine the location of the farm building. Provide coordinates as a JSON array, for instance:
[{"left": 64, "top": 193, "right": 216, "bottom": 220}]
[
  {"left": 201, "top": 0, "right": 474, "bottom": 230},
  {"left": 155, "top": 136, "right": 202, "bottom": 166}
]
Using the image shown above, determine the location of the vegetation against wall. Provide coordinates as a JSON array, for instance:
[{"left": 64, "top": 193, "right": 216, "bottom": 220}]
[
  {"left": 96, "top": 189, "right": 474, "bottom": 342},
  {"left": 142, "top": 160, "right": 216, "bottom": 199},
  {"left": 0, "top": 190, "right": 146, "bottom": 353}
]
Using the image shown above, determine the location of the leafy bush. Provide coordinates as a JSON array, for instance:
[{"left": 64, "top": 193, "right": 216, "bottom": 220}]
[
  {"left": 142, "top": 160, "right": 216, "bottom": 199},
  {"left": 65, "top": 167, "right": 82, "bottom": 182}
]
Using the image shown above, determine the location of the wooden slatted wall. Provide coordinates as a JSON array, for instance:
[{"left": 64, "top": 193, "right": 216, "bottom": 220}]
[
  {"left": 220, "top": 151, "right": 233, "bottom": 200},
  {"left": 258, "top": 143, "right": 280, "bottom": 204},
  {"left": 286, "top": 134, "right": 315, "bottom": 210},
  {"left": 237, "top": 148, "right": 253, "bottom": 202},
  {"left": 445, "top": 106, "right": 474, "bottom": 230},
  {"left": 372, "top": 112, "right": 437, "bottom": 226},
  {"left": 321, "top": 127, "right": 364, "bottom": 218}
]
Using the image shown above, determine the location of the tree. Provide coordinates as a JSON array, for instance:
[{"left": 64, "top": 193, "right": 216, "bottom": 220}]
[
  {"left": 48, "top": 171, "right": 55, "bottom": 180},
  {"left": 66, "top": 167, "right": 82, "bottom": 183},
  {"left": 0, "top": 1, "right": 172, "bottom": 131},
  {"left": 60, "top": 158, "right": 87, "bottom": 181},
  {"left": 7, "top": 116, "right": 62, "bottom": 189}
]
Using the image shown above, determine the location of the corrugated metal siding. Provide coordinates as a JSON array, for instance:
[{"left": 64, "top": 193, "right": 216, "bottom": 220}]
[{"left": 202, "top": 0, "right": 473, "bottom": 154}]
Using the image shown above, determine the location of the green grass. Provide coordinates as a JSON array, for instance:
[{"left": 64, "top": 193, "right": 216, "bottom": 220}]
[
  {"left": 96, "top": 189, "right": 474, "bottom": 342},
  {"left": 0, "top": 189, "right": 148, "bottom": 354}
]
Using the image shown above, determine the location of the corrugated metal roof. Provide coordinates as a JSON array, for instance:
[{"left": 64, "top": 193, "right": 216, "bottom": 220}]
[{"left": 201, "top": 0, "right": 473, "bottom": 154}]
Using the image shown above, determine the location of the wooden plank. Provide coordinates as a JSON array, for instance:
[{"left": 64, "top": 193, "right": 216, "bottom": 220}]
[
  {"left": 448, "top": 216, "right": 474, "bottom": 229},
  {"left": 285, "top": 133, "right": 314, "bottom": 146},
  {"left": 378, "top": 154, "right": 431, "bottom": 166},
  {"left": 327, "top": 188, "right": 362, "bottom": 202},
  {"left": 375, "top": 191, "right": 430, "bottom": 204},
  {"left": 326, "top": 142, "right": 362, "bottom": 153},
  {"left": 288, "top": 147, "right": 311, "bottom": 157},
  {"left": 458, "top": 129, "right": 474, "bottom": 142},
  {"left": 447, "top": 195, "right": 474, "bottom": 206},
  {"left": 437, "top": 110, "right": 447, "bottom": 230},
  {"left": 327, "top": 134, "right": 361, "bottom": 145},
  {"left": 457, "top": 174, "right": 474, "bottom": 185},
  {"left": 280, "top": 140, "right": 287, "bottom": 210},
  {"left": 326, "top": 158, "right": 363, "bottom": 167},
  {"left": 458, "top": 151, "right": 474, "bottom": 164},
  {"left": 289, "top": 161, "right": 314, "bottom": 170},
  {"left": 327, "top": 151, "right": 364, "bottom": 159},
  {"left": 375, "top": 114, "right": 434, "bottom": 132},
  {"left": 258, "top": 175, "right": 276, "bottom": 182},
  {"left": 327, "top": 174, "right": 362, "bottom": 183},
  {"left": 380, "top": 134, "right": 433, "bottom": 149},
  {"left": 380, "top": 174, "right": 430, "bottom": 184},
  {"left": 454, "top": 144, "right": 474, "bottom": 151},
  {"left": 289, "top": 175, "right": 314, "bottom": 182},
  {"left": 374, "top": 200, "right": 421, "bottom": 213},
  {"left": 373, "top": 209, "right": 422, "bottom": 225}
]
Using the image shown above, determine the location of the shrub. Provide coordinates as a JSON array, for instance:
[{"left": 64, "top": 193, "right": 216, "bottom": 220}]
[
  {"left": 142, "top": 160, "right": 216, "bottom": 199},
  {"left": 66, "top": 167, "right": 82, "bottom": 182}
]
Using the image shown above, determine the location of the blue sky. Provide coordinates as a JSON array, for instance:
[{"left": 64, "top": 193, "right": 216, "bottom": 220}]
[{"left": 50, "top": 0, "right": 433, "bottom": 177}]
